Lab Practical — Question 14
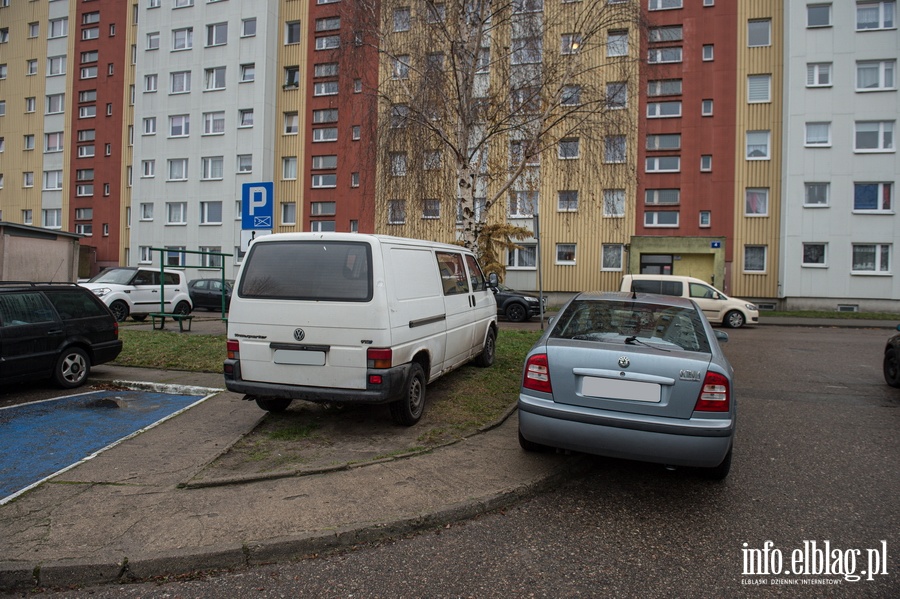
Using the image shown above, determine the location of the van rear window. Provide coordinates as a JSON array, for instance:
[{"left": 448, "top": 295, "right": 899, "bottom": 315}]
[
  {"left": 239, "top": 241, "right": 372, "bottom": 301},
  {"left": 631, "top": 279, "right": 683, "bottom": 296}
]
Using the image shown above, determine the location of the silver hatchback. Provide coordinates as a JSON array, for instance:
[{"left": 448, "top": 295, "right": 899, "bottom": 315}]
[{"left": 518, "top": 292, "right": 735, "bottom": 479}]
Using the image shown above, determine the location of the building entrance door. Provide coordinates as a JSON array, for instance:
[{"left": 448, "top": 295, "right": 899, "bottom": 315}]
[{"left": 640, "top": 254, "right": 673, "bottom": 275}]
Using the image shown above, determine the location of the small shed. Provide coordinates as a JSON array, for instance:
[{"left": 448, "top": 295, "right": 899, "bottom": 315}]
[{"left": 0, "top": 222, "right": 82, "bottom": 282}]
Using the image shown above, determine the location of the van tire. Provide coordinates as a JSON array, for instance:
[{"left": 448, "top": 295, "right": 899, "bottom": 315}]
[
  {"left": 256, "top": 397, "right": 292, "bottom": 413},
  {"left": 390, "top": 363, "right": 426, "bottom": 426},
  {"left": 474, "top": 328, "right": 496, "bottom": 368},
  {"left": 724, "top": 310, "right": 745, "bottom": 329}
]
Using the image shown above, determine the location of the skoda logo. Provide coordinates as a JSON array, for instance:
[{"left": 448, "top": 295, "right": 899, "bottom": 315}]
[
  {"left": 618, "top": 356, "right": 630, "bottom": 369},
  {"left": 293, "top": 328, "right": 306, "bottom": 342}
]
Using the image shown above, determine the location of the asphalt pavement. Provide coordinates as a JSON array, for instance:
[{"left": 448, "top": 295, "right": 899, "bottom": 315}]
[{"left": 0, "top": 315, "right": 895, "bottom": 592}]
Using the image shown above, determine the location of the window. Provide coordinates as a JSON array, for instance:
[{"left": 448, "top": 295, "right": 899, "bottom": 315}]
[
  {"left": 49, "top": 18, "right": 68, "bottom": 38},
  {"left": 649, "top": 0, "right": 682, "bottom": 9},
  {"left": 42, "top": 209, "right": 62, "bottom": 229},
  {"left": 45, "top": 132, "right": 64, "bottom": 152},
  {"left": 147, "top": 32, "right": 160, "bottom": 49},
  {"left": 143, "top": 117, "right": 157, "bottom": 135},
  {"left": 702, "top": 45, "right": 714, "bottom": 61},
  {"left": 237, "top": 154, "right": 252, "bottom": 173},
  {"left": 803, "top": 243, "right": 827, "bottom": 266},
  {"left": 165, "top": 247, "right": 186, "bottom": 267},
  {"left": 857, "top": 60, "right": 896, "bottom": 90},
  {"left": 24, "top": 135, "right": 35, "bottom": 150},
  {"left": 855, "top": 121, "right": 894, "bottom": 151},
  {"left": 175, "top": 0, "right": 194, "bottom": 7},
  {"left": 81, "top": 50, "right": 98, "bottom": 64},
  {"left": 648, "top": 47, "right": 682, "bottom": 64},
  {"left": 645, "top": 190, "right": 680, "bottom": 206},
  {"left": 392, "top": 55, "right": 410, "bottom": 79},
  {"left": 648, "top": 26, "right": 683, "bottom": 42},
  {"left": 77, "top": 145, "right": 95, "bottom": 157},
  {"left": 235, "top": 108, "right": 253, "bottom": 128},
  {"left": 312, "top": 174, "right": 337, "bottom": 188},
  {"left": 78, "top": 130, "right": 96, "bottom": 143},
  {"left": 700, "top": 155, "right": 713, "bottom": 171},
  {"left": 808, "top": 4, "right": 832, "bottom": 27},
  {"left": 167, "top": 159, "right": 188, "bottom": 181},
  {"left": 744, "top": 246, "right": 767, "bottom": 273},
  {"left": 646, "top": 134, "right": 681, "bottom": 151},
  {"left": 854, "top": 182, "right": 894, "bottom": 212},
  {"left": 425, "top": 2, "right": 446, "bottom": 23},
  {"left": 511, "top": 37, "right": 541, "bottom": 65},
  {"left": 748, "top": 19, "right": 771, "bottom": 47},
  {"left": 75, "top": 184, "right": 93, "bottom": 197},
  {"left": 561, "top": 33, "right": 583, "bottom": 55},
  {"left": 171, "top": 70, "right": 191, "bottom": 93},
  {"left": 605, "top": 136, "right": 626, "bottom": 163},
  {"left": 601, "top": 245, "right": 623, "bottom": 271},
  {"left": 82, "top": 27, "right": 99, "bottom": 41},
  {"left": 166, "top": 202, "right": 188, "bottom": 224},
  {"left": 28, "top": 22, "right": 40, "bottom": 39},
  {"left": 284, "top": 112, "right": 299, "bottom": 134},
  {"left": 645, "top": 156, "right": 680, "bottom": 172},
  {"left": 313, "top": 109, "right": 338, "bottom": 124},
  {"left": 805, "top": 122, "right": 831, "bottom": 146},
  {"left": 142, "top": 160, "right": 155, "bottom": 177},
  {"left": 316, "top": 35, "right": 340, "bottom": 50},
  {"left": 173, "top": 27, "right": 193, "bottom": 50},
  {"left": 607, "top": 30, "right": 628, "bottom": 57},
  {"left": 284, "top": 66, "right": 300, "bottom": 88},
  {"left": 206, "top": 22, "right": 227, "bottom": 47},
  {"left": 201, "top": 156, "right": 224, "bottom": 180},
  {"left": 316, "top": 17, "right": 341, "bottom": 32},
  {"left": 48, "top": 55, "right": 66, "bottom": 76},
  {"left": 508, "top": 191, "right": 538, "bottom": 217},
  {"left": 23, "top": 209, "right": 34, "bottom": 225},
  {"left": 603, "top": 190, "right": 625, "bottom": 217},
  {"left": 417, "top": 199, "right": 439, "bottom": 219},
  {"left": 25, "top": 97, "right": 36, "bottom": 113},
  {"left": 74, "top": 207, "right": 93, "bottom": 220},
  {"left": 200, "top": 247, "right": 223, "bottom": 268},
  {"left": 282, "top": 157, "right": 298, "bottom": 180},
  {"left": 390, "top": 152, "right": 408, "bottom": 176},
  {"left": 852, "top": 244, "right": 891, "bottom": 273},
  {"left": 352, "top": 125, "right": 360, "bottom": 140},
  {"left": 748, "top": 74, "right": 772, "bottom": 102},
  {"left": 699, "top": 211, "right": 711, "bottom": 227},
  {"left": 393, "top": 8, "right": 410, "bottom": 32},
  {"left": 144, "top": 73, "right": 158, "bottom": 92},
  {"left": 140, "top": 203, "right": 154, "bottom": 221},
  {"left": 745, "top": 188, "right": 769, "bottom": 216},
  {"left": 508, "top": 245, "right": 536, "bottom": 269},
  {"left": 0, "top": 29, "right": 7, "bottom": 44},
  {"left": 807, "top": 63, "right": 832, "bottom": 87},
  {"left": 205, "top": 67, "right": 226, "bottom": 90},
  {"left": 558, "top": 138, "right": 580, "bottom": 159},
  {"left": 314, "top": 63, "right": 339, "bottom": 78},
  {"left": 240, "top": 64, "right": 254, "bottom": 82},
  {"left": 242, "top": 18, "right": 257, "bottom": 37},
  {"left": 312, "top": 155, "right": 338, "bottom": 170},
  {"left": 351, "top": 172, "right": 360, "bottom": 187},
  {"left": 647, "top": 101, "right": 681, "bottom": 118},
  {"left": 746, "top": 130, "right": 771, "bottom": 159},
  {"left": 648, "top": 79, "right": 682, "bottom": 96},
  {"left": 203, "top": 111, "right": 225, "bottom": 135},
  {"left": 805, "top": 182, "right": 830, "bottom": 206},
  {"left": 80, "top": 66, "right": 97, "bottom": 79},
  {"left": 79, "top": 105, "right": 96, "bottom": 118},
  {"left": 43, "top": 170, "right": 63, "bottom": 190},
  {"left": 170, "top": 114, "right": 190, "bottom": 137},
  {"left": 26, "top": 60, "right": 37, "bottom": 75},
  {"left": 856, "top": 1, "right": 896, "bottom": 30},
  {"left": 558, "top": 190, "right": 578, "bottom": 212},
  {"left": 314, "top": 81, "right": 339, "bottom": 96},
  {"left": 314, "top": 127, "right": 338, "bottom": 142},
  {"left": 556, "top": 244, "right": 576, "bottom": 264},
  {"left": 645, "top": 211, "right": 679, "bottom": 227},
  {"left": 387, "top": 200, "right": 406, "bottom": 224},
  {"left": 285, "top": 21, "right": 301, "bottom": 44},
  {"left": 200, "top": 201, "right": 223, "bottom": 224}
]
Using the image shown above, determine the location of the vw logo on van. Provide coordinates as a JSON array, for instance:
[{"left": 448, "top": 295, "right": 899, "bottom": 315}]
[
  {"left": 618, "top": 356, "right": 630, "bottom": 369},
  {"left": 293, "top": 328, "right": 306, "bottom": 342}
]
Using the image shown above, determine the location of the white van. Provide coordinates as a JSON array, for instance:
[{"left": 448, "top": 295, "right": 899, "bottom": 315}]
[
  {"left": 224, "top": 233, "right": 498, "bottom": 425},
  {"left": 620, "top": 274, "right": 758, "bottom": 328}
]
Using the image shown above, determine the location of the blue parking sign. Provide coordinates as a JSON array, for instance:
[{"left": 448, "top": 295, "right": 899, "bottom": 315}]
[{"left": 242, "top": 182, "right": 274, "bottom": 230}]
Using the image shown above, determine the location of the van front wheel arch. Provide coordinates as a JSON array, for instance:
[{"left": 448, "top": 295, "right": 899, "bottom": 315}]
[
  {"left": 390, "top": 363, "right": 426, "bottom": 426},
  {"left": 474, "top": 327, "right": 496, "bottom": 368}
]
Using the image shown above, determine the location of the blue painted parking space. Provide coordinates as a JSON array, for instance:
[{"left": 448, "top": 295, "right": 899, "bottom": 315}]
[{"left": 0, "top": 389, "right": 209, "bottom": 504}]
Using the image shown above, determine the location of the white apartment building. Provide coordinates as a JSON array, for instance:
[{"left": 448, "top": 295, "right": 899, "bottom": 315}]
[
  {"left": 129, "top": 0, "right": 279, "bottom": 278},
  {"left": 781, "top": 1, "right": 900, "bottom": 311}
]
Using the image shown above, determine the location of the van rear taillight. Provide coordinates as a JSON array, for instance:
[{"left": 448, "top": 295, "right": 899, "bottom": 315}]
[
  {"left": 694, "top": 371, "right": 730, "bottom": 412},
  {"left": 226, "top": 339, "right": 240, "bottom": 360},
  {"left": 367, "top": 348, "right": 392, "bottom": 369},
  {"left": 523, "top": 353, "right": 552, "bottom": 394}
]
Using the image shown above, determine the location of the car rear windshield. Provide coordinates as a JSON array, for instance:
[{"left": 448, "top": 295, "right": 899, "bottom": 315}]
[
  {"left": 239, "top": 241, "right": 372, "bottom": 301},
  {"left": 550, "top": 299, "right": 712, "bottom": 353}
]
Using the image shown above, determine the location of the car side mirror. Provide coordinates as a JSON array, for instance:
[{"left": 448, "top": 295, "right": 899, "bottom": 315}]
[
  {"left": 715, "top": 330, "right": 729, "bottom": 343},
  {"left": 487, "top": 272, "right": 499, "bottom": 288}
]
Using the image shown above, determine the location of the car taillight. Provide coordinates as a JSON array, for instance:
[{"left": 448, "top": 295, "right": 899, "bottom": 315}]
[
  {"left": 367, "top": 348, "right": 392, "bottom": 369},
  {"left": 694, "top": 371, "right": 730, "bottom": 412},
  {"left": 226, "top": 339, "right": 240, "bottom": 360},
  {"left": 523, "top": 353, "right": 552, "bottom": 394},
  {"left": 113, "top": 322, "right": 119, "bottom": 338}
]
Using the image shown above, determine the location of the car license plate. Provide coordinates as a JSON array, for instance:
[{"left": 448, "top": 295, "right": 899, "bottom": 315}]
[
  {"left": 582, "top": 377, "right": 661, "bottom": 403},
  {"left": 273, "top": 349, "right": 325, "bottom": 366}
]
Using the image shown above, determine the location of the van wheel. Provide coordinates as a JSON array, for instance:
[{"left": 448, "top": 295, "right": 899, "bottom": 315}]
[
  {"left": 256, "top": 397, "right": 292, "bottom": 413},
  {"left": 54, "top": 347, "right": 90, "bottom": 389},
  {"left": 474, "top": 328, "right": 496, "bottom": 368},
  {"left": 505, "top": 303, "right": 528, "bottom": 322},
  {"left": 724, "top": 310, "right": 745, "bottom": 329},
  {"left": 390, "top": 363, "right": 426, "bottom": 426},
  {"left": 109, "top": 300, "right": 129, "bottom": 322}
]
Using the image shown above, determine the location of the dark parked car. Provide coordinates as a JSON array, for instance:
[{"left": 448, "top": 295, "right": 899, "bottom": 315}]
[
  {"left": 492, "top": 283, "right": 545, "bottom": 322},
  {"left": 884, "top": 325, "right": 900, "bottom": 388},
  {"left": 518, "top": 291, "right": 735, "bottom": 479},
  {"left": 188, "top": 279, "right": 233, "bottom": 311},
  {"left": 0, "top": 282, "right": 123, "bottom": 389}
]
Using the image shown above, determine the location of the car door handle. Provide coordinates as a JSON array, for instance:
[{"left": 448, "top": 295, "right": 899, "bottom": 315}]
[{"left": 47, "top": 329, "right": 63, "bottom": 335}]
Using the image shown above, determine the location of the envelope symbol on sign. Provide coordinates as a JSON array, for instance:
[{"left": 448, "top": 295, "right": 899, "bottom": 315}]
[{"left": 254, "top": 216, "right": 272, "bottom": 227}]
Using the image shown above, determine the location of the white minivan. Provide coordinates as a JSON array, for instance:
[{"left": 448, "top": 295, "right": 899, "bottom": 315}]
[
  {"left": 620, "top": 274, "right": 759, "bottom": 328},
  {"left": 224, "top": 233, "right": 498, "bottom": 425}
]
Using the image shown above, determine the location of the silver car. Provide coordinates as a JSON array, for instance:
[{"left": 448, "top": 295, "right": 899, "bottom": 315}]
[{"left": 518, "top": 292, "right": 735, "bottom": 479}]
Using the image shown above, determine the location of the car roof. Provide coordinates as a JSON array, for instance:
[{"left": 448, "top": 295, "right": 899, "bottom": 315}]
[
  {"left": 573, "top": 290, "right": 697, "bottom": 309},
  {"left": 0, "top": 282, "right": 85, "bottom": 292}
]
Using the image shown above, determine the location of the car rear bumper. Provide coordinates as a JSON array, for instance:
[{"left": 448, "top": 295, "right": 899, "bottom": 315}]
[
  {"left": 518, "top": 394, "right": 733, "bottom": 468},
  {"left": 91, "top": 340, "right": 123, "bottom": 366},
  {"left": 224, "top": 359, "right": 411, "bottom": 404}
]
